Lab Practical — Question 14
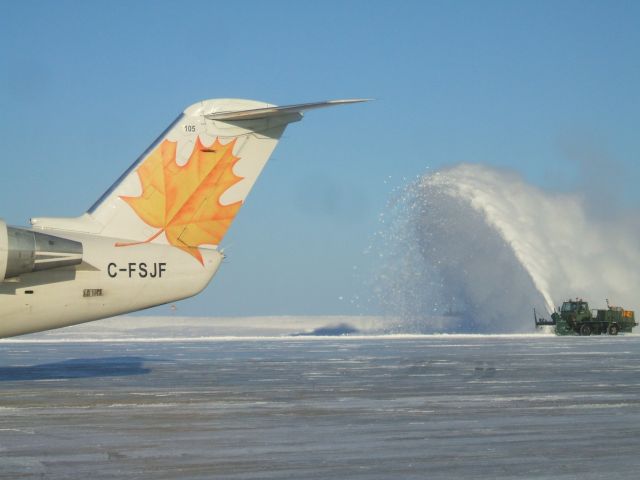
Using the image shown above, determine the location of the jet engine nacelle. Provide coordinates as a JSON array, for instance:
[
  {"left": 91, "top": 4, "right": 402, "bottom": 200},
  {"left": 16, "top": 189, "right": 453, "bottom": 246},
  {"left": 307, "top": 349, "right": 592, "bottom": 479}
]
[{"left": 0, "top": 219, "right": 83, "bottom": 281}]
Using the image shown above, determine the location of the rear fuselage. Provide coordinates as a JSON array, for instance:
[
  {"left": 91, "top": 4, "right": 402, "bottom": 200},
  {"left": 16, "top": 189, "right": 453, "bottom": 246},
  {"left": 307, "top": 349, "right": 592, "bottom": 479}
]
[{"left": 0, "top": 230, "right": 222, "bottom": 338}]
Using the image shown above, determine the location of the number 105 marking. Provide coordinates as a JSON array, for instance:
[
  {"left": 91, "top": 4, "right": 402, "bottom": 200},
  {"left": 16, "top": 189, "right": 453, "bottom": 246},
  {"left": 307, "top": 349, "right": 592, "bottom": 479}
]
[{"left": 184, "top": 125, "right": 196, "bottom": 132}]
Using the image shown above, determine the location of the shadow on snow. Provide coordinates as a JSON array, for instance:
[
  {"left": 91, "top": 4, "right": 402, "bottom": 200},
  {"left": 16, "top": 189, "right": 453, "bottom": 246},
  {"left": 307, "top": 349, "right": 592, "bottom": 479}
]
[{"left": 0, "top": 356, "right": 151, "bottom": 381}]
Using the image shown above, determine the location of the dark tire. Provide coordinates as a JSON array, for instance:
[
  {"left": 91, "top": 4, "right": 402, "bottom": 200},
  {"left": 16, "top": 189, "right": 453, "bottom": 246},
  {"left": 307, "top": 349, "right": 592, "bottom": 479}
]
[
  {"left": 580, "top": 324, "right": 592, "bottom": 336},
  {"left": 609, "top": 324, "right": 619, "bottom": 336}
]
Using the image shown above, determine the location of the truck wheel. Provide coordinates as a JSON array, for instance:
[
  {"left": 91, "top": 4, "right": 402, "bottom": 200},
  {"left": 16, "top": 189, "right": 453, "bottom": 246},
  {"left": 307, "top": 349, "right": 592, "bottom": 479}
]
[
  {"left": 608, "top": 324, "right": 619, "bottom": 336},
  {"left": 580, "top": 324, "right": 592, "bottom": 336}
]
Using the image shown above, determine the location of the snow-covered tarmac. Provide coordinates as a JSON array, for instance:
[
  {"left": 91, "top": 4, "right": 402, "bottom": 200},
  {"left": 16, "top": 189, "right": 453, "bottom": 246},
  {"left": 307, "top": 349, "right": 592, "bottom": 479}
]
[{"left": 1, "top": 317, "right": 639, "bottom": 479}]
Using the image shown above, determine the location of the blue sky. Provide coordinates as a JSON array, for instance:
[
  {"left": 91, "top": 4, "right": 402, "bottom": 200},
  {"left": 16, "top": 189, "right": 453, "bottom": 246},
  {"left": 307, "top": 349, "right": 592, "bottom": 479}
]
[{"left": 1, "top": 1, "right": 638, "bottom": 316}]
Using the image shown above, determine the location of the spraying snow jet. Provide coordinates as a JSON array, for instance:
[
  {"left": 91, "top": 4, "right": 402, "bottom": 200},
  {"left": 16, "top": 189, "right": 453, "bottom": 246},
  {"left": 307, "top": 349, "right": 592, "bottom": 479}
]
[{"left": 373, "top": 164, "right": 640, "bottom": 333}]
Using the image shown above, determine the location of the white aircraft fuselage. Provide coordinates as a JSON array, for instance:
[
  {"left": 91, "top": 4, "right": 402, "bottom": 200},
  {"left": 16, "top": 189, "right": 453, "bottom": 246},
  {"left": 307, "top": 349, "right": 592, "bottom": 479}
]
[{"left": 0, "top": 98, "right": 366, "bottom": 338}]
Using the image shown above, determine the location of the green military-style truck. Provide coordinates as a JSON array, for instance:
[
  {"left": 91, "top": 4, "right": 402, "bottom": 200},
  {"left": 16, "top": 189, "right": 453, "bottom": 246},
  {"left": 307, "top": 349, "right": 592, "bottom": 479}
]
[{"left": 535, "top": 299, "right": 637, "bottom": 336}]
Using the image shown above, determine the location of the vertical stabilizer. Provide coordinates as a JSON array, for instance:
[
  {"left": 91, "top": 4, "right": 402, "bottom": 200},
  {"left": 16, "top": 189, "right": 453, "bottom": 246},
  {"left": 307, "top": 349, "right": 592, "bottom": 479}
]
[{"left": 31, "top": 98, "right": 367, "bottom": 262}]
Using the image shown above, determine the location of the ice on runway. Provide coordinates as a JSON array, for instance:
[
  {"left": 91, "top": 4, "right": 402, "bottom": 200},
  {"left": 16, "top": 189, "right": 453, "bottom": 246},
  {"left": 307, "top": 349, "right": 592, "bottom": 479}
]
[{"left": 1, "top": 318, "right": 639, "bottom": 479}]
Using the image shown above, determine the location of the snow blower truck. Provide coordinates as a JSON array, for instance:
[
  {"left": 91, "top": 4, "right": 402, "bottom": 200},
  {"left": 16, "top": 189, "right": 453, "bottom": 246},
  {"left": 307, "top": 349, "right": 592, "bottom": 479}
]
[{"left": 534, "top": 299, "right": 637, "bottom": 336}]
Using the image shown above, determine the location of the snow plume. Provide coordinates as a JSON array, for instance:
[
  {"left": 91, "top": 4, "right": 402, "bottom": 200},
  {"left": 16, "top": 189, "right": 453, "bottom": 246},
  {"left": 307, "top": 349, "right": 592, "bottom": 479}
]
[{"left": 373, "top": 164, "right": 640, "bottom": 333}]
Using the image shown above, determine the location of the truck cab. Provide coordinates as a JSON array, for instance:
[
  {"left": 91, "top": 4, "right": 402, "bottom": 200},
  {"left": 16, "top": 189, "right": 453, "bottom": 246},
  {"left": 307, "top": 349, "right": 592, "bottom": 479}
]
[
  {"left": 551, "top": 300, "right": 593, "bottom": 335},
  {"left": 560, "top": 300, "right": 590, "bottom": 315}
]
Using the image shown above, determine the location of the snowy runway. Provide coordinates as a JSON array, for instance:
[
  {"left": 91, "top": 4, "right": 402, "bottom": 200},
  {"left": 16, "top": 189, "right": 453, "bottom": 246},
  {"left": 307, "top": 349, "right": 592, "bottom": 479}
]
[{"left": 1, "top": 333, "right": 640, "bottom": 479}]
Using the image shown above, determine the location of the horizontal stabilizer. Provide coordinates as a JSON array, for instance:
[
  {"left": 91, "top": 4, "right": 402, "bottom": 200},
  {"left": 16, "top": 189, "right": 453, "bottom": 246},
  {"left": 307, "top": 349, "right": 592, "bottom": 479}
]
[{"left": 205, "top": 98, "right": 370, "bottom": 121}]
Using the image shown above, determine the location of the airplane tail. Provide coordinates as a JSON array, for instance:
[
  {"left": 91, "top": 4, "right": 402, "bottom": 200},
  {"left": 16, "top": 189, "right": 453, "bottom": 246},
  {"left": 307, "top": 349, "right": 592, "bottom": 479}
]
[{"left": 31, "top": 98, "right": 366, "bottom": 263}]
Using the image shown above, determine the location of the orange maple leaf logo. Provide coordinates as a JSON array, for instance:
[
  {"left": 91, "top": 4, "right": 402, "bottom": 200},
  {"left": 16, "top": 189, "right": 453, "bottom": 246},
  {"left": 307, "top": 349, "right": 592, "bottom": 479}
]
[{"left": 117, "top": 137, "right": 243, "bottom": 264}]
